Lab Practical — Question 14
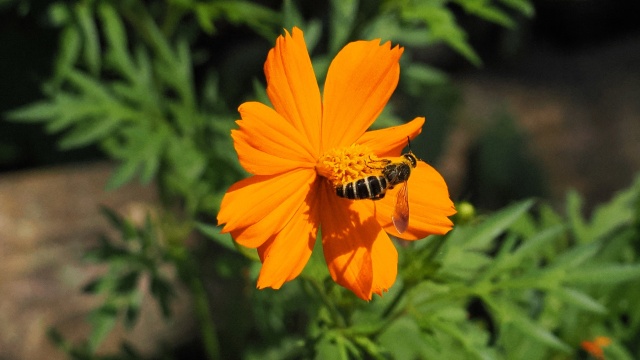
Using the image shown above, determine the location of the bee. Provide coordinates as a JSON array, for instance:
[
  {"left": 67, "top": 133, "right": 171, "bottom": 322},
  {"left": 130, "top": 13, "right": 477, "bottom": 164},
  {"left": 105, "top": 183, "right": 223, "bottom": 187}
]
[{"left": 335, "top": 146, "right": 418, "bottom": 234}]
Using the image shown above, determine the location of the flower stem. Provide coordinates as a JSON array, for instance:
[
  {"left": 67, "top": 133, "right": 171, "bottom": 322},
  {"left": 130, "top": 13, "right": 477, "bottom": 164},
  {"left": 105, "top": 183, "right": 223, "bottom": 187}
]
[{"left": 306, "top": 277, "right": 346, "bottom": 328}]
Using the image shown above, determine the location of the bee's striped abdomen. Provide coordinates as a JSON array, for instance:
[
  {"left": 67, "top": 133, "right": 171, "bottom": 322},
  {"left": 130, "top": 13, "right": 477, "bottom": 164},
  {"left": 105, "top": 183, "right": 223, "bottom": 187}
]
[{"left": 336, "top": 176, "right": 387, "bottom": 200}]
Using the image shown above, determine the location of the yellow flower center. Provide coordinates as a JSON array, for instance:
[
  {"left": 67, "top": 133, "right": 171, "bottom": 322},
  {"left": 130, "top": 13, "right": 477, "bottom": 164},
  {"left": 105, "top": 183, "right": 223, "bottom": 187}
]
[{"left": 316, "top": 144, "right": 385, "bottom": 186}]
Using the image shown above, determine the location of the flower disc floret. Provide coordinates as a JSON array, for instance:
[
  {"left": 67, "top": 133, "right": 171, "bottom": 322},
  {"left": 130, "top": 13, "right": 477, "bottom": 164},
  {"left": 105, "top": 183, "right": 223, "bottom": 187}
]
[{"left": 316, "top": 144, "right": 384, "bottom": 186}]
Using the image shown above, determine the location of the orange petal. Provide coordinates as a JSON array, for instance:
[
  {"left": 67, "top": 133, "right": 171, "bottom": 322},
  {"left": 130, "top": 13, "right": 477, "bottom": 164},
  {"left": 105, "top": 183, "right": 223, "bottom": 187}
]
[
  {"left": 233, "top": 132, "right": 312, "bottom": 175},
  {"left": 264, "top": 27, "right": 322, "bottom": 155},
  {"left": 217, "top": 170, "right": 316, "bottom": 248},
  {"left": 581, "top": 341, "right": 605, "bottom": 360},
  {"left": 319, "top": 182, "right": 397, "bottom": 300},
  {"left": 256, "top": 185, "right": 320, "bottom": 289},
  {"left": 370, "top": 162, "right": 455, "bottom": 240},
  {"left": 233, "top": 101, "right": 316, "bottom": 175},
  {"left": 230, "top": 175, "right": 317, "bottom": 248},
  {"left": 357, "top": 117, "right": 425, "bottom": 158},
  {"left": 322, "top": 39, "right": 403, "bottom": 150}
]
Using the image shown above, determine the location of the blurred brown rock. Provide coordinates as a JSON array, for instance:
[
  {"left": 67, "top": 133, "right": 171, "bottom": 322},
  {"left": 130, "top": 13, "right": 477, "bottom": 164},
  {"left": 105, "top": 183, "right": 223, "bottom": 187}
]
[{"left": 0, "top": 162, "right": 195, "bottom": 360}]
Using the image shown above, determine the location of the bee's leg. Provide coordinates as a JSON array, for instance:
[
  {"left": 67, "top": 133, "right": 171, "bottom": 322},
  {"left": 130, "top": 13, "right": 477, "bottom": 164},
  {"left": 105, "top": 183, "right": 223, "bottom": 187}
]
[
  {"left": 365, "top": 156, "right": 391, "bottom": 170},
  {"left": 372, "top": 192, "right": 386, "bottom": 200}
]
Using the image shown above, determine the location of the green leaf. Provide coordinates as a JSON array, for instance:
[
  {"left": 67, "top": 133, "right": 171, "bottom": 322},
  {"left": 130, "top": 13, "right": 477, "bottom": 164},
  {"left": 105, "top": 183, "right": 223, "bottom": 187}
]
[
  {"left": 115, "top": 271, "right": 140, "bottom": 294},
  {"left": 488, "top": 224, "right": 565, "bottom": 276},
  {"left": 54, "top": 25, "right": 82, "bottom": 80},
  {"left": 329, "top": 0, "right": 358, "bottom": 54},
  {"left": 404, "top": 63, "right": 449, "bottom": 86},
  {"left": 6, "top": 101, "right": 59, "bottom": 123},
  {"left": 167, "top": 137, "right": 206, "bottom": 183},
  {"left": 315, "top": 335, "right": 348, "bottom": 360},
  {"left": 124, "top": 293, "right": 142, "bottom": 329},
  {"left": 455, "top": 0, "right": 515, "bottom": 28},
  {"left": 440, "top": 250, "right": 493, "bottom": 279},
  {"left": 44, "top": 95, "right": 104, "bottom": 132},
  {"left": 195, "top": 1, "right": 281, "bottom": 40},
  {"left": 106, "top": 159, "right": 139, "bottom": 191},
  {"left": 66, "top": 70, "right": 113, "bottom": 100},
  {"left": 74, "top": 2, "right": 101, "bottom": 75},
  {"left": 301, "top": 235, "right": 329, "bottom": 283},
  {"left": 352, "top": 336, "right": 384, "bottom": 359},
  {"left": 99, "top": 3, "right": 136, "bottom": 79},
  {"left": 510, "top": 312, "right": 572, "bottom": 353},
  {"left": 139, "top": 155, "right": 160, "bottom": 184},
  {"left": 195, "top": 222, "right": 236, "bottom": 252},
  {"left": 499, "top": 0, "right": 535, "bottom": 17},
  {"left": 553, "top": 287, "right": 607, "bottom": 314},
  {"left": 88, "top": 304, "right": 119, "bottom": 351},
  {"left": 564, "top": 265, "right": 640, "bottom": 285},
  {"left": 566, "top": 190, "right": 589, "bottom": 242},
  {"left": 58, "top": 116, "right": 121, "bottom": 149},
  {"left": 401, "top": 4, "right": 482, "bottom": 65},
  {"left": 150, "top": 276, "right": 175, "bottom": 318},
  {"left": 84, "top": 235, "right": 129, "bottom": 262},
  {"left": 82, "top": 277, "right": 105, "bottom": 294},
  {"left": 588, "top": 178, "right": 640, "bottom": 241},
  {"left": 461, "top": 199, "right": 535, "bottom": 251},
  {"left": 282, "top": 0, "right": 304, "bottom": 32},
  {"left": 551, "top": 240, "right": 601, "bottom": 270},
  {"left": 379, "top": 317, "right": 443, "bottom": 359}
]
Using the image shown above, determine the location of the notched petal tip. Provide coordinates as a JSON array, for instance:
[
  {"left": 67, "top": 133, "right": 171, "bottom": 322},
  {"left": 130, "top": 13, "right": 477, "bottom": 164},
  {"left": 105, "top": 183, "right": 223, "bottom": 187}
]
[{"left": 264, "top": 26, "right": 322, "bottom": 153}]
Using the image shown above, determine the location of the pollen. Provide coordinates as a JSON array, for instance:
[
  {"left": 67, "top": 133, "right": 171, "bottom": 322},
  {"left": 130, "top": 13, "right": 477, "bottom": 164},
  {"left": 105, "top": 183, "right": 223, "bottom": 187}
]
[{"left": 316, "top": 144, "right": 385, "bottom": 186}]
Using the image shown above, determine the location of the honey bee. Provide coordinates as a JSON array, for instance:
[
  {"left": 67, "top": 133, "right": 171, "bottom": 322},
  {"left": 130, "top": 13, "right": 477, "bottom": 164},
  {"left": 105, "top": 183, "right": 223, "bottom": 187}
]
[{"left": 335, "top": 148, "right": 418, "bottom": 234}]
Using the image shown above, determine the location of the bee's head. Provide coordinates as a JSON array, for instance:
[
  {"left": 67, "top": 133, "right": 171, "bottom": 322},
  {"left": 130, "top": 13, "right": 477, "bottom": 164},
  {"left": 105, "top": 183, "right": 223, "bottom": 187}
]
[
  {"left": 402, "top": 137, "right": 419, "bottom": 168},
  {"left": 403, "top": 153, "right": 418, "bottom": 168}
]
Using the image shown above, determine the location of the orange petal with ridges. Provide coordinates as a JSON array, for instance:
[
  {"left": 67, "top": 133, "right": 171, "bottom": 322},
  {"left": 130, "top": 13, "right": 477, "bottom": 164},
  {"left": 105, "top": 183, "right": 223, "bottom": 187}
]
[
  {"left": 369, "top": 223, "right": 398, "bottom": 296},
  {"left": 322, "top": 39, "right": 403, "bottom": 150},
  {"left": 230, "top": 173, "right": 317, "bottom": 248},
  {"left": 256, "top": 186, "right": 320, "bottom": 289},
  {"left": 357, "top": 117, "right": 425, "bottom": 158},
  {"left": 319, "top": 182, "right": 397, "bottom": 300},
  {"left": 233, "top": 131, "right": 314, "bottom": 176},
  {"left": 264, "top": 27, "right": 322, "bottom": 155},
  {"left": 217, "top": 170, "right": 316, "bottom": 247},
  {"left": 237, "top": 102, "right": 317, "bottom": 161},
  {"left": 370, "top": 162, "right": 455, "bottom": 240}
]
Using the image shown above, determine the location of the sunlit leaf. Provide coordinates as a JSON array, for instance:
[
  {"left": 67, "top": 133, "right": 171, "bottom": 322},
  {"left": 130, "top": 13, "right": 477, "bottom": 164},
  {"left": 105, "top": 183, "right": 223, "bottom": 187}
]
[
  {"left": 553, "top": 287, "right": 607, "bottom": 314},
  {"left": 564, "top": 265, "right": 640, "bottom": 285},
  {"left": 510, "top": 312, "right": 572, "bottom": 353},
  {"left": 461, "top": 199, "right": 535, "bottom": 251}
]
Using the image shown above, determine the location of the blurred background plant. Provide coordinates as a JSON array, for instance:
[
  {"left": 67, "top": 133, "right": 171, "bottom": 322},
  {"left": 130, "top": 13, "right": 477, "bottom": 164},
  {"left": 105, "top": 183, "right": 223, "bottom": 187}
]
[{"left": 2, "top": 0, "right": 640, "bottom": 359}]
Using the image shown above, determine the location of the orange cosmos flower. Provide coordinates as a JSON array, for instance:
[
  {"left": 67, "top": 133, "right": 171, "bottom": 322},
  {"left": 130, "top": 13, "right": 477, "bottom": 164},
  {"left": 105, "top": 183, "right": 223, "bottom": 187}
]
[
  {"left": 217, "top": 27, "right": 455, "bottom": 300},
  {"left": 581, "top": 336, "right": 611, "bottom": 360}
]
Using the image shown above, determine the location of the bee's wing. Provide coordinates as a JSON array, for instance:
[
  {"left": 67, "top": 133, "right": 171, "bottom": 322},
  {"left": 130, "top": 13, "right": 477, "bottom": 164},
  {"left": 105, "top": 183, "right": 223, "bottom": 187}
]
[{"left": 392, "top": 182, "right": 410, "bottom": 234}]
